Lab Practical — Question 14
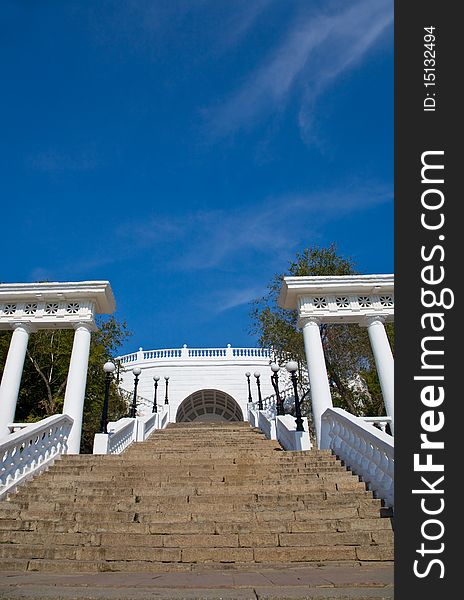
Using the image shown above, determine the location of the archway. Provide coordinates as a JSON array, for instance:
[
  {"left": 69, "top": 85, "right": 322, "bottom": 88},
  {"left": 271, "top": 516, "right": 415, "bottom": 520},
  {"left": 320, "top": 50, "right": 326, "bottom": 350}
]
[{"left": 175, "top": 389, "right": 243, "bottom": 422}]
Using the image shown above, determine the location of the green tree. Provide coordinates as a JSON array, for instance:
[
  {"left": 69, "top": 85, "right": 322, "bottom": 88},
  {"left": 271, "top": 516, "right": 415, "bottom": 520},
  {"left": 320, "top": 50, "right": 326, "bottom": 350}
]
[
  {"left": 250, "top": 243, "right": 392, "bottom": 418},
  {"left": 0, "top": 316, "right": 131, "bottom": 453}
]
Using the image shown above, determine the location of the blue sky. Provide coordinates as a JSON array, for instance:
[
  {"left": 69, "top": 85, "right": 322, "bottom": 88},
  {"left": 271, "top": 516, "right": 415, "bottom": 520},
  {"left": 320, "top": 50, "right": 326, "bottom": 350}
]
[{"left": 1, "top": 0, "right": 393, "bottom": 355}]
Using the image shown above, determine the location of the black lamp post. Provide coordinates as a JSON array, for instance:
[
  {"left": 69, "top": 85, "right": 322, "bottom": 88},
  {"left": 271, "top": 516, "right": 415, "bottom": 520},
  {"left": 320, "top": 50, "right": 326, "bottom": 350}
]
[
  {"left": 254, "top": 372, "right": 263, "bottom": 410},
  {"left": 100, "top": 361, "right": 116, "bottom": 433},
  {"left": 129, "top": 367, "right": 141, "bottom": 418},
  {"left": 270, "top": 362, "right": 285, "bottom": 416},
  {"left": 152, "top": 376, "right": 160, "bottom": 413},
  {"left": 164, "top": 376, "right": 170, "bottom": 404},
  {"left": 286, "top": 361, "right": 304, "bottom": 431},
  {"left": 245, "top": 372, "right": 253, "bottom": 403}
]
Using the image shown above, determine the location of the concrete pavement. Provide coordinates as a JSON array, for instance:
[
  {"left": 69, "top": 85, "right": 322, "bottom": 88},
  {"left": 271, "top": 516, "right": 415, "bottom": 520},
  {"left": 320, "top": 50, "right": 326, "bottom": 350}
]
[{"left": 0, "top": 562, "right": 394, "bottom": 599}]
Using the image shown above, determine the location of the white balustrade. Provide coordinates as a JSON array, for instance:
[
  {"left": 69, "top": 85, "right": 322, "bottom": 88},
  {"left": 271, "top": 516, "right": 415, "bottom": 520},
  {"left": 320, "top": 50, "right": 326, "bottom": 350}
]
[
  {"left": 160, "top": 408, "right": 169, "bottom": 429},
  {"left": 93, "top": 417, "right": 137, "bottom": 455},
  {"left": 93, "top": 407, "right": 170, "bottom": 455},
  {"left": 257, "top": 410, "right": 277, "bottom": 440},
  {"left": 0, "top": 414, "right": 73, "bottom": 498},
  {"left": 136, "top": 406, "right": 169, "bottom": 441},
  {"left": 117, "top": 346, "right": 271, "bottom": 364},
  {"left": 249, "top": 385, "right": 294, "bottom": 414},
  {"left": 247, "top": 407, "right": 259, "bottom": 428},
  {"left": 321, "top": 407, "right": 394, "bottom": 508},
  {"left": 136, "top": 412, "right": 159, "bottom": 441},
  {"left": 362, "top": 416, "right": 393, "bottom": 434},
  {"left": 275, "top": 414, "right": 312, "bottom": 451},
  {"left": 119, "top": 353, "right": 138, "bottom": 365}
]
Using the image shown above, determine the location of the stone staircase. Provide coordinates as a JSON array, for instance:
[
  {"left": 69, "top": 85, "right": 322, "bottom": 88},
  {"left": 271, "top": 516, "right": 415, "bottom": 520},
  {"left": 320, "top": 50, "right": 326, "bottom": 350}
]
[{"left": 0, "top": 422, "right": 393, "bottom": 573}]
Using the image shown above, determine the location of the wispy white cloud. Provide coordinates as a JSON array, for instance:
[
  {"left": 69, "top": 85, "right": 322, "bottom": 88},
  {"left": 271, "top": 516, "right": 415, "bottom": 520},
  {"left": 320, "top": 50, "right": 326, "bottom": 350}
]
[
  {"left": 208, "top": 286, "right": 267, "bottom": 314},
  {"left": 204, "top": 0, "right": 392, "bottom": 140},
  {"left": 118, "top": 180, "right": 392, "bottom": 271}
]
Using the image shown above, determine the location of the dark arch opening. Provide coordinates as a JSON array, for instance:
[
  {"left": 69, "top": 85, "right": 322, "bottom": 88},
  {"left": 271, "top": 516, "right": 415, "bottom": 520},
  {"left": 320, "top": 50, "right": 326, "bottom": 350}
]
[{"left": 175, "top": 389, "right": 244, "bottom": 422}]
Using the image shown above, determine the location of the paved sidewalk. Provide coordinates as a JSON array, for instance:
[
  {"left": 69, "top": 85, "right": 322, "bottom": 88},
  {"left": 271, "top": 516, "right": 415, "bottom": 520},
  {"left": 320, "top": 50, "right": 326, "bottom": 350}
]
[{"left": 0, "top": 563, "right": 394, "bottom": 599}]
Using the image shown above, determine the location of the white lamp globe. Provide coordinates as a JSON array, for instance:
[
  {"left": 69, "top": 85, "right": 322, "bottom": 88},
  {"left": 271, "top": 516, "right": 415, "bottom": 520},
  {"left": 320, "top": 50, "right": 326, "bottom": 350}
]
[
  {"left": 132, "top": 367, "right": 142, "bottom": 376},
  {"left": 103, "top": 361, "right": 116, "bottom": 373},
  {"left": 245, "top": 372, "right": 251, "bottom": 377},
  {"left": 285, "top": 361, "right": 298, "bottom": 373},
  {"left": 153, "top": 375, "right": 160, "bottom": 381},
  {"left": 254, "top": 372, "right": 260, "bottom": 378},
  {"left": 270, "top": 362, "right": 280, "bottom": 373}
]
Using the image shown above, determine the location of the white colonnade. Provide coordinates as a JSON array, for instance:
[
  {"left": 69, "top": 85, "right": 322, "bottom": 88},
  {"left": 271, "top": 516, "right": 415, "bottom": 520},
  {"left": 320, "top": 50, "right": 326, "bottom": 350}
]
[
  {"left": 0, "top": 324, "right": 32, "bottom": 438},
  {"left": 62, "top": 323, "right": 93, "bottom": 453},
  {"left": 363, "top": 316, "right": 394, "bottom": 432},
  {"left": 0, "top": 282, "right": 116, "bottom": 452},
  {"left": 279, "top": 274, "right": 395, "bottom": 446},
  {"left": 301, "top": 318, "right": 333, "bottom": 447}
]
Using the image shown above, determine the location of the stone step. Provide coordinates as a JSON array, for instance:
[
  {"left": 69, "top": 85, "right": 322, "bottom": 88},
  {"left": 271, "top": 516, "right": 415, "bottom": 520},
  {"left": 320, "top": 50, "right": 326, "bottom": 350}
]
[
  {"left": 0, "top": 501, "right": 385, "bottom": 525},
  {"left": 41, "top": 463, "right": 342, "bottom": 477},
  {"left": 0, "top": 515, "right": 393, "bottom": 535},
  {"left": 0, "top": 422, "right": 393, "bottom": 572},
  {"left": 6, "top": 490, "right": 376, "bottom": 511},
  {"left": 0, "top": 543, "right": 393, "bottom": 564},
  {"left": 22, "top": 471, "right": 353, "bottom": 490},
  {"left": 0, "top": 528, "right": 393, "bottom": 549},
  {"left": 12, "top": 480, "right": 365, "bottom": 501}
]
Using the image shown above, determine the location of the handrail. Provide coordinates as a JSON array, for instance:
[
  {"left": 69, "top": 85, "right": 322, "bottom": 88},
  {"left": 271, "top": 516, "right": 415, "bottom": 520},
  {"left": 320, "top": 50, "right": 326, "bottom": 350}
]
[
  {"left": 0, "top": 414, "right": 73, "bottom": 498},
  {"left": 105, "top": 418, "right": 137, "bottom": 454},
  {"left": 321, "top": 408, "right": 394, "bottom": 508},
  {"left": 361, "top": 416, "right": 393, "bottom": 434},
  {"left": 93, "top": 406, "right": 170, "bottom": 454},
  {"left": 249, "top": 385, "right": 294, "bottom": 412}
]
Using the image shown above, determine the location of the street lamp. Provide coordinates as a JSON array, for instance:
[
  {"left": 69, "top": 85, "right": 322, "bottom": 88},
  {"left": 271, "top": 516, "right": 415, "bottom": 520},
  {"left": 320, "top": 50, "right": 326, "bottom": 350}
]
[
  {"left": 100, "top": 361, "right": 116, "bottom": 433},
  {"left": 254, "top": 372, "right": 263, "bottom": 410},
  {"left": 245, "top": 372, "right": 253, "bottom": 403},
  {"left": 286, "top": 361, "right": 304, "bottom": 431},
  {"left": 152, "top": 376, "right": 160, "bottom": 413},
  {"left": 164, "top": 376, "right": 170, "bottom": 404},
  {"left": 129, "top": 367, "right": 141, "bottom": 418},
  {"left": 270, "top": 362, "right": 285, "bottom": 416}
]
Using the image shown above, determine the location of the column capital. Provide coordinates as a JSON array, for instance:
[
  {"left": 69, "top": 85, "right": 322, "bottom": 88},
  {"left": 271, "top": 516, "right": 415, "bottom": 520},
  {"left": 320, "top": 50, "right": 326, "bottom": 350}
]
[
  {"left": 72, "top": 321, "right": 96, "bottom": 332},
  {"left": 11, "top": 321, "right": 35, "bottom": 333},
  {"left": 360, "top": 314, "right": 388, "bottom": 328},
  {"left": 298, "top": 316, "right": 323, "bottom": 329}
]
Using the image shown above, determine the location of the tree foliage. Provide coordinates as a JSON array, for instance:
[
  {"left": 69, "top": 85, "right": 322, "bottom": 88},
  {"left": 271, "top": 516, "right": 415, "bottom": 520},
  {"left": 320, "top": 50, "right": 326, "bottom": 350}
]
[
  {"left": 250, "top": 243, "right": 393, "bottom": 418},
  {"left": 0, "top": 316, "right": 131, "bottom": 453}
]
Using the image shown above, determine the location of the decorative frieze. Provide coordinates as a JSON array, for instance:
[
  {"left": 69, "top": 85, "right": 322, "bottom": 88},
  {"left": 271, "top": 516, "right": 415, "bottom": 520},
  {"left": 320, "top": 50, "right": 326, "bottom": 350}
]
[{"left": 296, "top": 292, "right": 394, "bottom": 324}]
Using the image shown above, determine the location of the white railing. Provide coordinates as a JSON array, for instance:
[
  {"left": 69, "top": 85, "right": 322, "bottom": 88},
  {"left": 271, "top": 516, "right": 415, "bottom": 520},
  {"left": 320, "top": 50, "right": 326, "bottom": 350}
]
[
  {"left": 362, "top": 416, "right": 393, "bottom": 434},
  {"left": 136, "top": 406, "right": 169, "bottom": 441},
  {"left": 275, "top": 414, "right": 312, "bottom": 451},
  {"left": 117, "top": 346, "right": 271, "bottom": 365},
  {"left": 145, "top": 349, "right": 183, "bottom": 360},
  {"left": 0, "top": 414, "right": 73, "bottom": 498},
  {"left": 160, "top": 408, "right": 169, "bottom": 429},
  {"left": 93, "top": 407, "right": 170, "bottom": 455},
  {"left": 258, "top": 410, "right": 277, "bottom": 440},
  {"left": 248, "top": 406, "right": 312, "bottom": 451},
  {"left": 93, "top": 417, "right": 137, "bottom": 455},
  {"left": 248, "top": 407, "right": 259, "bottom": 428},
  {"left": 136, "top": 412, "right": 159, "bottom": 442},
  {"left": 250, "top": 385, "right": 294, "bottom": 413},
  {"left": 321, "top": 408, "right": 394, "bottom": 508}
]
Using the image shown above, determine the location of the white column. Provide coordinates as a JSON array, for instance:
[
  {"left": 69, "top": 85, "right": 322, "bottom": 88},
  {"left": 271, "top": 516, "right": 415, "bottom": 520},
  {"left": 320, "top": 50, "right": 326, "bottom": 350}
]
[
  {"left": 364, "top": 316, "right": 394, "bottom": 433},
  {"left": 301, "top": 317, "right": 333, "bottom": 448},
  {"left": 63, "top": 323, "right": 92, "bottom": 454},
  {"left": 0, "top": 323, "right": 31, "bottom": 439}
]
